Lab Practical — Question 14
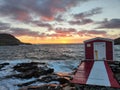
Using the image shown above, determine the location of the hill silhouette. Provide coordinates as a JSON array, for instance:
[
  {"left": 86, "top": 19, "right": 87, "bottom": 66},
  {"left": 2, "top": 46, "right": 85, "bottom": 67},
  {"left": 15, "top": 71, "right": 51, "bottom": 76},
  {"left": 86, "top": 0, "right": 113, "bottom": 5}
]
[
  {"left": 114, "top": 37, "right": 120, "bottom": 45},
  {"left": 0, "top": 33, "right": 31, "bottom": 46}
]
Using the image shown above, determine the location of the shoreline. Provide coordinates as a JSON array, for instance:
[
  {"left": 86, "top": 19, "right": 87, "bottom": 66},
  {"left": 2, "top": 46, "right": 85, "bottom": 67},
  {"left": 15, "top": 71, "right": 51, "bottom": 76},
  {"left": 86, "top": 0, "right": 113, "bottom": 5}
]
[{"left": 0, "top": 60, "right": 120, "bottom": 90}]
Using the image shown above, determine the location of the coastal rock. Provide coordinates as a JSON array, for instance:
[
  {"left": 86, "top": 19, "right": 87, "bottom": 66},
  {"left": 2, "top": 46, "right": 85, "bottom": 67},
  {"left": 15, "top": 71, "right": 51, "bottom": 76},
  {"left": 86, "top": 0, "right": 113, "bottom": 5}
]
[
  {"left": 12, "top": 62, "right": 54, "bottom": 79},
  {"left": 114, "top": 37, "right": 120, "bottom": 45},
  {"left": 17, "top": 73, "right": 71, "bottom": 87},
  {"left": 0, "top": 63, "right": 9, "bottom": 69},
  {"left": 0, "top": 86, "right": 9, "bottom": 90},
  {"left": 19, "top": 84, "right": 62, "bottom": 90},
  {"left": 108, "top": 61, "right": 120, "bottom": 84}
]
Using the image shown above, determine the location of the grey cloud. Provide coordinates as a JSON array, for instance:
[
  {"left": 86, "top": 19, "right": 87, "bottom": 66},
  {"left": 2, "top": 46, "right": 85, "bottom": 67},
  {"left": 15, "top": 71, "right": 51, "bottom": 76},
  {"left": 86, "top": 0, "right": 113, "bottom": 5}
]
[
  {"left": 0, "top": 0, "right": 87, "bottom": 21},
  {"left": 98, "top": 19, "right": 120, "bottom": 29},
  {"left": 69, "top": 19, "right": 93, "bottom": 25},
  {"left": 0, "top": 22, "right": 10, "bottom": 30},
  {"left": 10, "top": 28, "right": 40, "bottom": 37},
  {"left": 77, "top": 30, "right": 106, "bottom": 36},
  {"left": 74, "top": 7, "right": 102, "bottom": 19},
  {"left": 32, "top": 21, "right": 52, "bottom": 29}
]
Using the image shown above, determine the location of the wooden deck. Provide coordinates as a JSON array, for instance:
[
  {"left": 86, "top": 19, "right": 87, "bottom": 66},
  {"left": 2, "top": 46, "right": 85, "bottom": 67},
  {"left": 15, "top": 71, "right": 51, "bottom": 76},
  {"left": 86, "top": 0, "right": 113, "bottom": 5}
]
[{"left": 71, "top": 60, "right": 120, "bottom": 88}]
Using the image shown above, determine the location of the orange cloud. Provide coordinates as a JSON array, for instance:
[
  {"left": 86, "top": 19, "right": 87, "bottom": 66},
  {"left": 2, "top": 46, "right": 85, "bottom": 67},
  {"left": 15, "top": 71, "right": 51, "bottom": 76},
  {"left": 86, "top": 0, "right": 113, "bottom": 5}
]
[
  {"left": 41, "top": 16, "right": 54, "bottom": 21},
  {"left": 16, "top": 11, "right": 30, "bottom": 21}
]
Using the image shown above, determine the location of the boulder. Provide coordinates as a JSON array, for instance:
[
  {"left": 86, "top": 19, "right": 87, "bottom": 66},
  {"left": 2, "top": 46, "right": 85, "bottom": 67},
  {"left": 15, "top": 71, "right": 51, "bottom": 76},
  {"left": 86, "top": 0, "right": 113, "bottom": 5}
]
[
  {"left": 12, "top": 62, "right": 54, "bottom": 79},
  {"left": 0, "top": 63, "right": 9, "bottom": 69}
]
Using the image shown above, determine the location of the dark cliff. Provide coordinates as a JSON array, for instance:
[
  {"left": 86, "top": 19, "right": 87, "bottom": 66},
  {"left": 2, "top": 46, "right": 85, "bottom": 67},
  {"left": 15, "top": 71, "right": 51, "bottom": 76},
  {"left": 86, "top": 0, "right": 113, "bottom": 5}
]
[
  {"left": 0, "top": 33, "right": 23, "bottom": 46},
  {"left": 114, "top": 37, "right": 120, "bottom": 45}
]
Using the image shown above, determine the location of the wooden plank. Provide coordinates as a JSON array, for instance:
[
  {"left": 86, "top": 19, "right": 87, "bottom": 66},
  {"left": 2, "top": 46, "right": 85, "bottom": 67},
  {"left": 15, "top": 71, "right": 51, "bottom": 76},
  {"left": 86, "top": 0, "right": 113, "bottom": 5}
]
[{"left": 71, "top": 61, "right": 94, "bottom": 84}]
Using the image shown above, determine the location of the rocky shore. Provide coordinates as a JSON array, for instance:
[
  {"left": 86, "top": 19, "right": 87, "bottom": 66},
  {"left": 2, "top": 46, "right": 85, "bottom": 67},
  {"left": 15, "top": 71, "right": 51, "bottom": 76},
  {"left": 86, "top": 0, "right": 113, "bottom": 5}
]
[{"left": 0, "top": 60, "right": 120, "bottom": 90}]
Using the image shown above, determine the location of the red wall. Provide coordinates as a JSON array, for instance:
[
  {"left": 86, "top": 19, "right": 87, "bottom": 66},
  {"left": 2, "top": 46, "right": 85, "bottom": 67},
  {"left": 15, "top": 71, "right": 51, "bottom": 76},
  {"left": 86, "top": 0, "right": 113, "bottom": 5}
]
[
  {"left": 85, "top": 42, "right": 94, "bottom": 60},
  {"left": 85, "top": 40, "right": 113, "bottom": 60},
  {"left": 106, "top": 42, "right": 113, "bottom": 60}
]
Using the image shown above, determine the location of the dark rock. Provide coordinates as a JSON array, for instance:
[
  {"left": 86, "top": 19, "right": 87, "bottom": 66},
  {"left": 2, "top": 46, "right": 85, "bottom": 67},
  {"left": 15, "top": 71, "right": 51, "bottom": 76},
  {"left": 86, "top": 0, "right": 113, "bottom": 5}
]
[
  {"left": 0, "top": 63, "right": 9, "bottom": 69},
  {"left": 56, "top": 78, "right": 69, "bottom": 84},
  {"left": 17, "top": 74, "right": 70, "bottom": 87},
  {"left": 12, "top": 68, "right": 54, "bottom": 79},
  {"left": 108, "top": 61, "right": 120, "bottom": 85},
  {"left": 13, "top": 63, "right": 39, "bottom": 72},
  {"left": 38, "top": 74, "right": 59, "bottom": 83},
  {"left": 17, "top": 79, "right": 39, "bottom": 87},
  {"left": 115, "top": 73, "right": 120, "bottom": 82},
  {"left": 20, "top": 84, "right": 62, "bottom": 90},
  {"left": 39, "top": 75, "right": 70, "bottom": 84},
  {"left": 12, "top": 62, "right": 54, "bottom": 79},
  {"left": 114, "top": 37, "right": 120, "bottom": 45}
]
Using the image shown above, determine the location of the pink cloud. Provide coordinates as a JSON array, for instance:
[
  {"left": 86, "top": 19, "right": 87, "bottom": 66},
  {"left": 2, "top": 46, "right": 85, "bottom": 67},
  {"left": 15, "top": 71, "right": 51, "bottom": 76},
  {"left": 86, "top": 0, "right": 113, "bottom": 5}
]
[{"left": 0, "top": 0, "right": 83, "bottom": 21}]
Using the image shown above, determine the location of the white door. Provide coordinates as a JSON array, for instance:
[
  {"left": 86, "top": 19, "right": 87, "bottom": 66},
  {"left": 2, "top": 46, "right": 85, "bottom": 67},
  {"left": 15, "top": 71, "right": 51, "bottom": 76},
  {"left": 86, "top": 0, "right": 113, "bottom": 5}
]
[{"left": 94, "top": 42, "right": 106, "bottom": 60}]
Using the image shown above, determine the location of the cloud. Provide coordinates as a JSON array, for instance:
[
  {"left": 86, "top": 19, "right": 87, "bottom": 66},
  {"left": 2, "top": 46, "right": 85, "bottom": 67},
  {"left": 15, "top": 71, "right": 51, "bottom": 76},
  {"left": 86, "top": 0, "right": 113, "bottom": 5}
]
[
  {"left": 55, "top": 15, "right": 65, "bottom": 22},
  {"left": 10, "top": 28, "right": 40, "bottom": 37},
  {"left": 0, "top": 22, "right": 10, "bottom": 30},
  {"left": 87, "top": 30, "right": 106, "bottom": 35},
  {"left": 98, "top": 19, "right": 120, "bottom": 28},
  {"left": 68, "top": 7, "right": 101, "bottom": 25},
  {"left": 0, "top": 0, "right": 86, "bottom": 22},
  {"left": 55, "top": 28, "right": 76, "bottom": 34},
  {"left": 32, "top": 21, "right": 52, "bottom": 29},
  {"left": 48, "top": 28, "right": 106, "bottom": 38},
  {"left": 69, "top": 19, "right": 93, "bottom": 25},
  {"left": 74, "top": 7, "right": 102, "bottom": 19},
  {"left": 0, "top": 0, "right": 31, "bottom": 22},
  {"left": 77, "top": 30, "right": 107, "bottom": 36},
  {"left": 45, "top": 28, "right": 77, "bottom": 38}
]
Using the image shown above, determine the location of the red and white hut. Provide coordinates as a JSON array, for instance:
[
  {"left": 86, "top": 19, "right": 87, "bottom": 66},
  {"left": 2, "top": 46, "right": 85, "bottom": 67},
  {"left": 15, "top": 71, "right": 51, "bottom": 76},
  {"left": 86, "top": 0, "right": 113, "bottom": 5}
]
[
  {"left": 84, "top": 37, "right": 114, "bottom": 61},
  {"left": 71, "top": 37, "right": 120, "bottom": 88}
]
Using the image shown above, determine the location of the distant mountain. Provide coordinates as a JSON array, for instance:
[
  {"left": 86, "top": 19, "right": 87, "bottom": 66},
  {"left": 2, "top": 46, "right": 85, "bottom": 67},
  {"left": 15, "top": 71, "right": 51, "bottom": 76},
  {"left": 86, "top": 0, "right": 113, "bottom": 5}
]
[
  {"left": 114, "top": 37, "right": 120, "bottom": 45},
  {"left": 0, "top": 33, "right": 31, "bottom": 46}
]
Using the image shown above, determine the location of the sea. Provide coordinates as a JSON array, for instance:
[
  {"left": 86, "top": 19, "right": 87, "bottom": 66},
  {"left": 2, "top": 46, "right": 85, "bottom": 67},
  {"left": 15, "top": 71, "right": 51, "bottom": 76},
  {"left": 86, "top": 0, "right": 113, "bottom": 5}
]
[
  {"left": 0, "top": 44, "right": 120, "bottom": 90},
  {"left": 0, "top": 44, "right": 84, "bottom": 60},
  {"left": 0, "top": 44, "right": 120, "bottom": 60}
]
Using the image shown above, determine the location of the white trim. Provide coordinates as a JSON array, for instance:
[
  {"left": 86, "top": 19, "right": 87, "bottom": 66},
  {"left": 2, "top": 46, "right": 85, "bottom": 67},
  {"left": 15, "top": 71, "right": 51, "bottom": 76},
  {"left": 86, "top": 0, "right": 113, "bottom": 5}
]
[{"left": 112, "top": 41, "right": 115, "bottom": 61}]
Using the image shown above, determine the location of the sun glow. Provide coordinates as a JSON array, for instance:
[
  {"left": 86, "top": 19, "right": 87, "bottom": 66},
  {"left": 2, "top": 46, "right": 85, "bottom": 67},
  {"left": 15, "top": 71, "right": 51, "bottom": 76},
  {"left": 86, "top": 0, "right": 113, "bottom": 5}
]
[{"left": 17, "top": 36, "right": 83, "bottom": 44}]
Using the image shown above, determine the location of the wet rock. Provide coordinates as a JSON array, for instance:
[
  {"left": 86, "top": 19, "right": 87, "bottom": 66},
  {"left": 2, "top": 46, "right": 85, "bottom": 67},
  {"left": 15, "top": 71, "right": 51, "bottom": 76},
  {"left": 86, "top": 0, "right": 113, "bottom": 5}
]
[
  {"left": 2, "top": 62, "right": 54, "bottom": 79},
  {"left": 0, "top": 63, "right": 9, "bottom": 69},
  {"left": 13, "top": 62, "right": 40, "bottom": 72},
  {"left": 13, "top": 68, "right": 54, "bottom": 79},
  {"left": 39, "top": 75, "right": 57, "bottom": 83},
  {"left": 0, "top": 85, "right": 9, "bottom": 90},
  {"left": 108, "top": 61, "right": 120, "bottom": 84},
  {"left": 63, "top": 85, "right": 75, "bottom": 90},
  {"left": 115, "top": 73, "right": 120, "bottom": 83},
  {"left": 17, "top": 79, "right": 39, "bottom": 87},
  {"left": 39, "top": 75, "right": 70, "bottom": 84},
  {"left": 19, "top": 84, "right": 62, "bottom": 90},
  {"left": 56, "top": 78, "right": 69, "bottom": 85},
  {"left": 17, "top": 74, "right": 70, "bottom": 87}
]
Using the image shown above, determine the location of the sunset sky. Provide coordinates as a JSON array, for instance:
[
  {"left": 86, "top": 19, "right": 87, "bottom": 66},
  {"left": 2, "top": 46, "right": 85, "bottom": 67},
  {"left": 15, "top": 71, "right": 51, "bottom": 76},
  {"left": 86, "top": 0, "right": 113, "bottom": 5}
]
[{"left": 0, "top": 0, "right": 120, "bottom": 44}]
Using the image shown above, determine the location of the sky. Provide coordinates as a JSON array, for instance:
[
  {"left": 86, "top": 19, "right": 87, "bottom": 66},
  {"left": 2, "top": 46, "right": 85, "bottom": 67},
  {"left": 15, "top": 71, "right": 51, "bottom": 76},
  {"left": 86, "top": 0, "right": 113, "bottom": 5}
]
[{"left": 0, "top": 0, "right": 120, "bottom": 44}]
